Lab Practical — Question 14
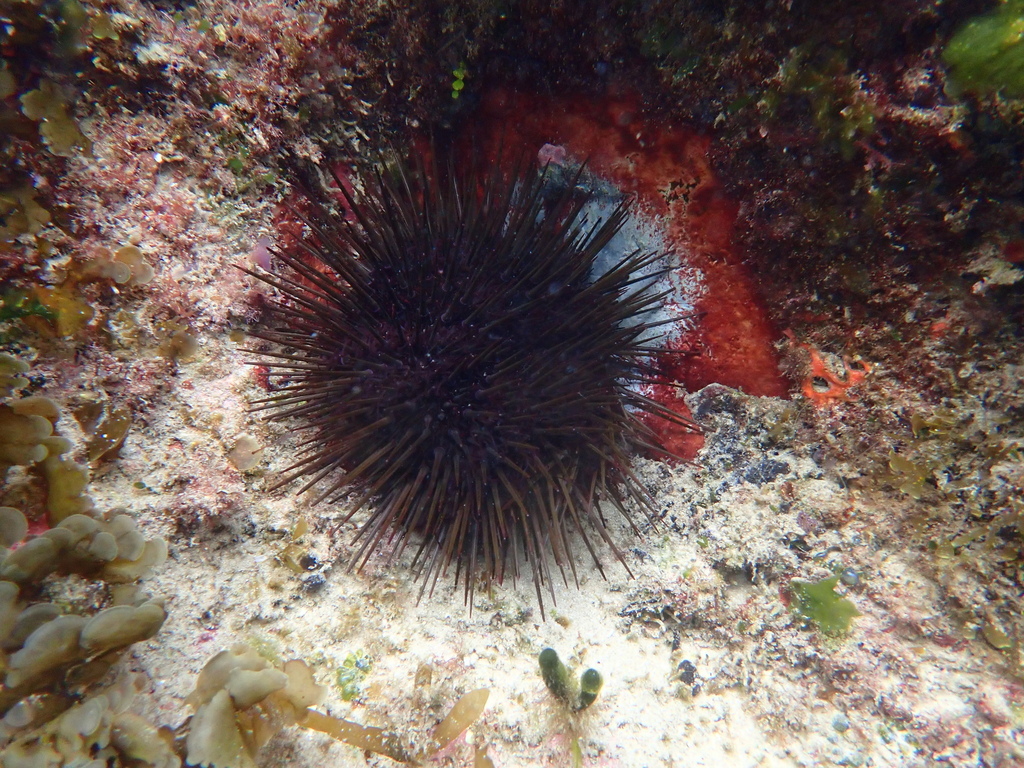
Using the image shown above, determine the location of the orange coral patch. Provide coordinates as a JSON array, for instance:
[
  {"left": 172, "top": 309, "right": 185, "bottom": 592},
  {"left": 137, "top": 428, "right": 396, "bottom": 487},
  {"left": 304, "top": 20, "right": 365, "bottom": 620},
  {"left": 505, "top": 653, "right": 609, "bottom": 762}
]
[{"left": 785, "top": 330, "right": 871, "bottom": 406}]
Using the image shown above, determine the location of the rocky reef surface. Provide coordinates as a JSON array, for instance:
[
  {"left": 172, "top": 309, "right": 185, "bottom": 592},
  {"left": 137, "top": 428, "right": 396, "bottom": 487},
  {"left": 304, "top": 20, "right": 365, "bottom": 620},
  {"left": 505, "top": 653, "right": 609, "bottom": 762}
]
[{"left": 2, "top": 1, "right": 1022, "bottom": 766}]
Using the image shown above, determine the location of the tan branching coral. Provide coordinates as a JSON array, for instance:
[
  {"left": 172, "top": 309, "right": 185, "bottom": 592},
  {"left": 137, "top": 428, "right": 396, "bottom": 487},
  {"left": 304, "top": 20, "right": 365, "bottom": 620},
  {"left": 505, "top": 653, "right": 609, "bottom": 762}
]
[
  {"left": 0, "top": 357, "right": 29, "bottom": 400},
  {"left": 0, "top": 360, "right": 172, "bottom": 767},
  {"left": 182, "top": 646, "right": 490, "bottom": 767},
  {"left": 83, "top": 245, "right": 155, "bottom": 288},
  {"left": 18, "top": 80, "right": 91, "bottom": 158},
  {"left": 0, "top": 675, "right": 179, "bottom": 768},
  {"left": 0, "top": 504, "right": 168, "bottom": 734},
  {"left": 0, "top": 402, "right": 54, "bottom": 468},
  {"left": 0, "top": 387, "right": 94, "bottom": 523},
  {"left": 184, "top": 645, "right": 325, "bottom": 768}
]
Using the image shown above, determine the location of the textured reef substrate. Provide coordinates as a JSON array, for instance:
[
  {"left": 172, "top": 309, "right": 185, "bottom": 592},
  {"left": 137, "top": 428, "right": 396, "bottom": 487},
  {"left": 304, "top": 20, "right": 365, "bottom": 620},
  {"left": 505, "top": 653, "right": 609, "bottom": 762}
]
[{"left": 2, "top": 1, "right": 1023, "bottom": 766}]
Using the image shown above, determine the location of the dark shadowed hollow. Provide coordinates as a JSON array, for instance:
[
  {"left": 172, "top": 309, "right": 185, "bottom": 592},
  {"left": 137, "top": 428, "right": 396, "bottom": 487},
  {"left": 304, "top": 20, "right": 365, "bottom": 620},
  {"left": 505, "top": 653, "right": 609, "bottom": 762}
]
[{"left": 245, "top": 148, "right": 695, "bottom": 617}]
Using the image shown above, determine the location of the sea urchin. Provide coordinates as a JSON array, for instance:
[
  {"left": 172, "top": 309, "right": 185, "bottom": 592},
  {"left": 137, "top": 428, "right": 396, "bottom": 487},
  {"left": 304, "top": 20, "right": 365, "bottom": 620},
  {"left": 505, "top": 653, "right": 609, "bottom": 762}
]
[{"left": 246, "top": 148, "right": 692, "bottom": 615}]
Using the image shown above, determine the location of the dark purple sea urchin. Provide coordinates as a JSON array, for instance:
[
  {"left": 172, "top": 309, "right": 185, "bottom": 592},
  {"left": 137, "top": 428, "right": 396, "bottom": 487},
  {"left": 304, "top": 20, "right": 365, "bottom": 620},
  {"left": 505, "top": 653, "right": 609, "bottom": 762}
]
[{"left": 246, "top": 149, "right": 693, "bottom": 615}]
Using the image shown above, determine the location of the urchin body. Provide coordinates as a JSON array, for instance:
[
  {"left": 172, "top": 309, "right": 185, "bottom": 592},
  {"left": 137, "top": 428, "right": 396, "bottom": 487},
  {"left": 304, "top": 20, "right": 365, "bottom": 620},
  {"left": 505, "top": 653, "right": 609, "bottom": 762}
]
[{"left": 248, "top": 151, "right": 689, "bottom": 614}]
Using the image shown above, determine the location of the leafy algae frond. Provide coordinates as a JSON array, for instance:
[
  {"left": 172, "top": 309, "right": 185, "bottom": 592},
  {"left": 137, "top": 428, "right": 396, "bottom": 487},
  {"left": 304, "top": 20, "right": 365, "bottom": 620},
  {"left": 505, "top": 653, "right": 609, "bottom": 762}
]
[
  {"left": 944, "top": 0, "right": 1024, "bottom": 97},
  {"left": 790, "top": 575, "right": 861, "bottom": 636}
]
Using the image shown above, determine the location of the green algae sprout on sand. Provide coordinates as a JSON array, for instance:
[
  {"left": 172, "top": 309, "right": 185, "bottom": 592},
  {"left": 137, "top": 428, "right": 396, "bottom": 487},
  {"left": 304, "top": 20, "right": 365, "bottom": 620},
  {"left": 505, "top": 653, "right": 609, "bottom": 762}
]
[
  {"left": 538, "top": 647, "right": 603, "bottom": 711},
  {"left": 790, "top": 575, "right": 861, "bottom": 636}
]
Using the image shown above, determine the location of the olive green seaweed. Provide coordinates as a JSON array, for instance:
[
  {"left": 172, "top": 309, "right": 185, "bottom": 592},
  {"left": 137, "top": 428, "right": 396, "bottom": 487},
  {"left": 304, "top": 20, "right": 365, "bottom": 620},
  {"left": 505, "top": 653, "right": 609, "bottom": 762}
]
[
  {"left": 538, "top": 647, "right": 572, "bottom": 704},
  {"left": 578, "top": 668, "right": 603, "bottom": 710},
  {"left": 944, "top": 0, "right": 1024, "bottom": 97},
  {"left": 538, "top": 648, "right": 603, "bottom": 711}
]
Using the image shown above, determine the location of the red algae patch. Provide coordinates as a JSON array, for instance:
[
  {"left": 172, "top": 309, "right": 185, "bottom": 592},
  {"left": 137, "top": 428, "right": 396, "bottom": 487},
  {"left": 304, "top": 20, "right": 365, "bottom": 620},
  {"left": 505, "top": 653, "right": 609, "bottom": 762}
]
[{"left": 476, "top": 88, "right": 789, "bottom": 459}]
